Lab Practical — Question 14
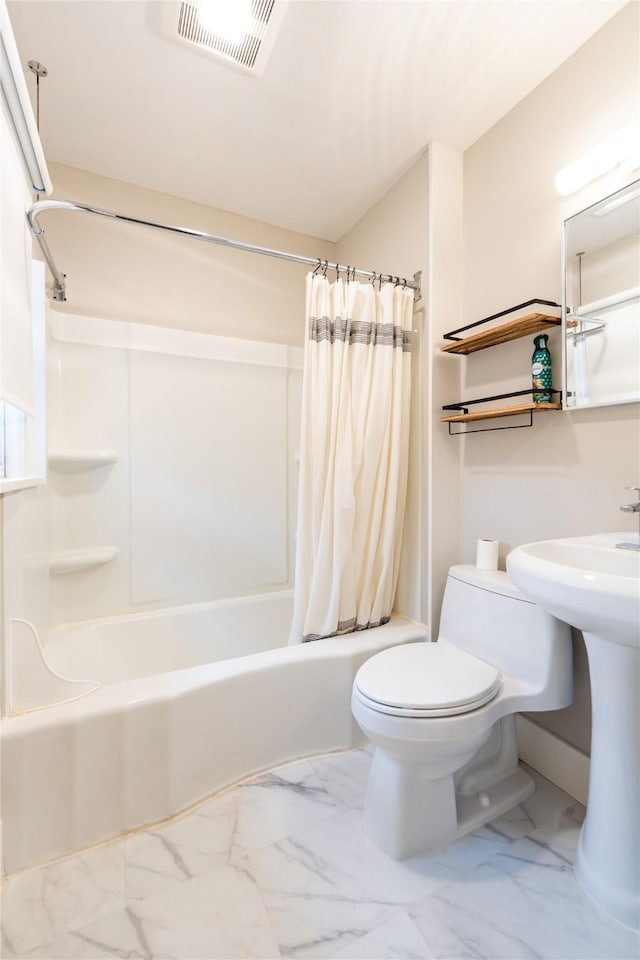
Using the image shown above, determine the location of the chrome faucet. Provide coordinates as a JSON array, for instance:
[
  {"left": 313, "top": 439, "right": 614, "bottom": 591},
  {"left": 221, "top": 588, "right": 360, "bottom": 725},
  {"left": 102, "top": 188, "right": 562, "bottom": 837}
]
[{"left": 618, "top": 486, "right": 640, "bottom": 551}]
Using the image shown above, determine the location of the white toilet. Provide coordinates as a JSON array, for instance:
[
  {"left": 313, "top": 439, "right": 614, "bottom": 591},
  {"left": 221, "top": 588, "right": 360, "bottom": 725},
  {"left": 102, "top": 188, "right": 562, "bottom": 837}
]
[{"left": 351, "top": 565, "right": 573, "bottom": 859}]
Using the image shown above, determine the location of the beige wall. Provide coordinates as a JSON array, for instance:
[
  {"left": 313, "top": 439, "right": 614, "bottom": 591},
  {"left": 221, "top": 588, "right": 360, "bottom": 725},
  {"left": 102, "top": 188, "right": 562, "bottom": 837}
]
[
  {"left": 427, "top": 143, "right": 464, "bottom": 635},
  {"left": 461, "top": 2, "right": 640, "bottom": 753},
  {"left": 45, "top": 162, "right": 335, "bottom": 346},
  {"left": 337, "top": 151, "right": 430, "bottom": 625},
  {"left": 336, "top": 144, "right": 464, "bottom": 635}
]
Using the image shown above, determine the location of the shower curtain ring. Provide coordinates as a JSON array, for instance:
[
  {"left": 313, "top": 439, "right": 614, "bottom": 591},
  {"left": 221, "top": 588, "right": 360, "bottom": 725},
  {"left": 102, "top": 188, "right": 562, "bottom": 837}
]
[
  {"left": 322, "top": 260, "right": 329, "bottom": 278},
  {"left": 313, "top": 259, "right": 322, "bottom": 276}
]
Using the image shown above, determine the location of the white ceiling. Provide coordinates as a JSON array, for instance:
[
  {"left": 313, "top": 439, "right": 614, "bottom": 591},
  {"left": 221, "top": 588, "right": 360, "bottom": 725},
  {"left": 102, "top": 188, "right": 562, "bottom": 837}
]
[{"left": 8, "top": 0, "right": 627, "bottom": 240}]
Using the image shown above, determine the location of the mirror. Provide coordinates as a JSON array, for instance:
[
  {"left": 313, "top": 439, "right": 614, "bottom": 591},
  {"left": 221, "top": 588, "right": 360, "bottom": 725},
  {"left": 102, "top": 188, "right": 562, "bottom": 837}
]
[{"left": 563, "top": 179, "right": 640, "bottom": 409}]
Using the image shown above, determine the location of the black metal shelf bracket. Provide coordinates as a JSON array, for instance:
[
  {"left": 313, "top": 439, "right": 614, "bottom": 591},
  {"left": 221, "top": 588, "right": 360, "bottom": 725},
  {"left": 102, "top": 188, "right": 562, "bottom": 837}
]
[
  {"left": 447, "top": 412, "right": 534, "bottom": 436},
  {"left": 443, "top": 298, "right": 562, "bottom": 342},
  {"left": 442, "top": 387, "right": 561, "bottom": 412},
  {"left": 442, "top": 388, "right": 562, "bottom": 436}
]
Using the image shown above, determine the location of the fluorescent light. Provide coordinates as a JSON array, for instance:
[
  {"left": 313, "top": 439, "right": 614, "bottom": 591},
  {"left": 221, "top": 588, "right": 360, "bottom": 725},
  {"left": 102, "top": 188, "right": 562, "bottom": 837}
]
[
  {"left": 197, "top": 0, "right": 252, "bottom": 45},
  {"left": 555, "top": 122, "right": 640, "bottom": 197}
]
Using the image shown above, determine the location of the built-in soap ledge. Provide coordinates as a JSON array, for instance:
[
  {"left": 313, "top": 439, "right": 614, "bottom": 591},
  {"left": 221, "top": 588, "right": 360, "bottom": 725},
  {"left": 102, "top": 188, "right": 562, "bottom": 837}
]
[
  {"left": 49, "top": 546, "right": 119, "bottom": 576},
  {"left": 48, "top": 449, "right": 118, "bottom": 473}
]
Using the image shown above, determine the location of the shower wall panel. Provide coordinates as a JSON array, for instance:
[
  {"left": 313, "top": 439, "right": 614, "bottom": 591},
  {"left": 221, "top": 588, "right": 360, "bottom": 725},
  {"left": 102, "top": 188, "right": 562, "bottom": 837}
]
[
  {"left": 129, "top": 351, "right": 288, "bottom": 604},
  {"left": 47, "top": 323, "right": 131, "bottom": 629},
  {"left": 47, "top": 310, "right": 302, "bottom": 628}
]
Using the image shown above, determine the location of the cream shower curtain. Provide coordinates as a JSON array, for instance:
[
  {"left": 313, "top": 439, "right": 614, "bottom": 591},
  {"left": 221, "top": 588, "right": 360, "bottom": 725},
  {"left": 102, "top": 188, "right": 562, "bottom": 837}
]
[{"left": 290, "top": 273, "right": 414, "bottom": 643}]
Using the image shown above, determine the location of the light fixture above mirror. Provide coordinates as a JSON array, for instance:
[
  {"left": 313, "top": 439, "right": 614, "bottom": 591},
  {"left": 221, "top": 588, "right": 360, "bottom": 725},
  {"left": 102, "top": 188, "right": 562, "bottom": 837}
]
[{"left": 555, "top": 122, "right": 640, "bottom": 197}]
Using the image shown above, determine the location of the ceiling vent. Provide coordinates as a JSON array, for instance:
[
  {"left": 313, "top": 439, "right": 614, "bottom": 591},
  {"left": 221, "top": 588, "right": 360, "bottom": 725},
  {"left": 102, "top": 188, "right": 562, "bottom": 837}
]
[{"left": 158, "top": 1, "right": 288, "bottom": 76}]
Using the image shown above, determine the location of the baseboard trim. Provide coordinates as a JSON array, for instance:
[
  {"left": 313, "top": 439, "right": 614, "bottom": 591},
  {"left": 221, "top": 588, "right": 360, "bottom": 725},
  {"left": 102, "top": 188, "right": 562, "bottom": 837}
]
[{"left": 516, "top": 715, "right": 590, "bottom": 805}]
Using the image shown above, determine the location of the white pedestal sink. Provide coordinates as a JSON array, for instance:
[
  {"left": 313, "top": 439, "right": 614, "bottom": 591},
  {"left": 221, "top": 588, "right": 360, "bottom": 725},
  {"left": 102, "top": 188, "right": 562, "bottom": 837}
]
[{"left": 507, "top": 533, "right": 640, "bottom": 932}]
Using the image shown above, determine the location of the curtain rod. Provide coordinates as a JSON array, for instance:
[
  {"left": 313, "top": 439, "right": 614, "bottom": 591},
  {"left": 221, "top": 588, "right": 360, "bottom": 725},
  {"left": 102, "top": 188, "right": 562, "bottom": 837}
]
[{"left": 26, "top": 199, "right": 422, "bottom": 304}]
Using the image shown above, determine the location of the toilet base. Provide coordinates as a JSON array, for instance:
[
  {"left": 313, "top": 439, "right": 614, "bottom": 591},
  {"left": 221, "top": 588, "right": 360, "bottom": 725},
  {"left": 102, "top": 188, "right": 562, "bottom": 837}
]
[
  {"left": 360, "top": 716, "right": 535, "bottom": 860},
  {"left": 455, "top": 765, "right": 534, "bottom": 841},
  {"left": 363, "top": 760, "right": 534, "bottom": 860}
]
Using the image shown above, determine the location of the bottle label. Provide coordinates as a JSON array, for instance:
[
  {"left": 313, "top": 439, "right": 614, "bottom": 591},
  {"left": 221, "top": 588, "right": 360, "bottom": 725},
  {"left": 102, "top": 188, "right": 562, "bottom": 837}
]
[{"left": 532, "top": 348, "right": 552, "bottom": 403}]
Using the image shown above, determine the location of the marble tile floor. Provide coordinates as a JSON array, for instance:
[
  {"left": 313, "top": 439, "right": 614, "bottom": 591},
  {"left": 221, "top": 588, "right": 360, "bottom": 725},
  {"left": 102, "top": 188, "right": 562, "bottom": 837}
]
[{"left": 1, "top": 747, "right": 638, "bottom": 960}]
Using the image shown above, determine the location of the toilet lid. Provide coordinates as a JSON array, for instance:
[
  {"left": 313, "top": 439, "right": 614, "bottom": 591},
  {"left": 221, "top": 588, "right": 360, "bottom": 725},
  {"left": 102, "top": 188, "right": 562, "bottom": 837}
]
[{"left": 354, "top": 643, "right": 501, "bottom": 717}]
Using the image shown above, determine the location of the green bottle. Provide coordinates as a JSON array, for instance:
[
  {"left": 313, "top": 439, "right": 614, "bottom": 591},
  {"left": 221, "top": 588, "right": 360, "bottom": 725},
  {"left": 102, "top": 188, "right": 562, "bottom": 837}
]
[{"left": 532, "top": 334, "right": 552, "bottom": 404}]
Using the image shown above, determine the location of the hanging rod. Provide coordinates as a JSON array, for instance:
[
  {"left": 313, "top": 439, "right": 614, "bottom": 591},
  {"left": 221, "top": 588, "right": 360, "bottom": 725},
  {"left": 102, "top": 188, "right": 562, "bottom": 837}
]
[
  {"left": 26, "top": 199, "right": 422, "bottom": 303},
  {"left": 566, "top": 315, "right": 607, "bottom": 340},
  {"left": 573, "top": 285, "right": 639, "bottom": 315}
]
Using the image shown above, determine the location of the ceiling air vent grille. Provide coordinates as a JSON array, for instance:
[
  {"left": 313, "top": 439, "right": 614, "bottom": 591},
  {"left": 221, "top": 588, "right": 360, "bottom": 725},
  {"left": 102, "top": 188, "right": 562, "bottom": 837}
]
[{"left": 177, "top": 1, "right": 276, "bottom": 72}]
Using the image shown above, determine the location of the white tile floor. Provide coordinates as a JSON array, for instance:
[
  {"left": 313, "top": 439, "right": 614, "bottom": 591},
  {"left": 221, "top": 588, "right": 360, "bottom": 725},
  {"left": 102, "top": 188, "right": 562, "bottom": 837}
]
[{"left": 1, "top": 747, "right": 638, "bottom": 959}]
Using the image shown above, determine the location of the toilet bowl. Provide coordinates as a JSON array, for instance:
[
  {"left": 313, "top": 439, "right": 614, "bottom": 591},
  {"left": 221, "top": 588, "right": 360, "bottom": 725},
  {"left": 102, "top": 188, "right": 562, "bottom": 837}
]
[{"left": 351, "top": 565, "right": 573, "bottom": 859}]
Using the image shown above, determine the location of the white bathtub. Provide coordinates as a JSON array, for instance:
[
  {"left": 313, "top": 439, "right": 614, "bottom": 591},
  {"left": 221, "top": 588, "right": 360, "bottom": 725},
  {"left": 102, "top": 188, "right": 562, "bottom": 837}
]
[
  {"left": 1, "top": 591, "right": 426, "bottom": 874},
  {"left": 45, "top": 590, "right": 297, "bottom": 684}
]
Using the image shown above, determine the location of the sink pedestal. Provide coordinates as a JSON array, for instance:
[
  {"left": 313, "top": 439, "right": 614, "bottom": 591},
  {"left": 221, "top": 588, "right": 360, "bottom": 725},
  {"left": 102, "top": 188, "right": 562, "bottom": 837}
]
[
  {"left": 576, "top": 632, "right": 639, "bottom": 931},
  {"left": 506, "top": 533, "right": 640, "bottom": 933}
]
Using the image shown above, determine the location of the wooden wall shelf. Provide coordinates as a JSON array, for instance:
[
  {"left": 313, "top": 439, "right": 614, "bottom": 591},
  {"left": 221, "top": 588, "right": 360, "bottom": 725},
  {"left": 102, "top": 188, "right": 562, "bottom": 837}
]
[
  {"left": 441, "top": 298, "right": 564, "bottom": 434},
  {"left": 441, "top": 399, "right": 561, "bottom": 435},
  {"left": 441, "top": 402, "right": 561, "bottom": 424},
  {"left": 441, "top": 313, "right": 562, "bottom": 355}
]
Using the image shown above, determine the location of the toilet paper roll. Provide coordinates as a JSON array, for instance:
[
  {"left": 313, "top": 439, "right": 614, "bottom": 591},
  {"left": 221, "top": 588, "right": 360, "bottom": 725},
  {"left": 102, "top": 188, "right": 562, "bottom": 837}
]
[{"left": 476, "top": 538, "right": 499, "bottom": 571}]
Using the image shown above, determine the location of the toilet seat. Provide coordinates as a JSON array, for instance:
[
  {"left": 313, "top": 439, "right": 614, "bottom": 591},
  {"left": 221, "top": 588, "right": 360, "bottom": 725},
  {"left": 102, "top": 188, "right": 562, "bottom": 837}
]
[{"left": 354, "top": 643, "right": 501, "bottom": 718}]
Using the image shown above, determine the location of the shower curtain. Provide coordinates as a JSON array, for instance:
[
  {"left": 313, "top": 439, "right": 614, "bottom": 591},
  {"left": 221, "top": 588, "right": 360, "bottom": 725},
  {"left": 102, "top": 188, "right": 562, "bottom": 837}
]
[{"left": 290, "top": 273, "right": 414, "bottom": 643}]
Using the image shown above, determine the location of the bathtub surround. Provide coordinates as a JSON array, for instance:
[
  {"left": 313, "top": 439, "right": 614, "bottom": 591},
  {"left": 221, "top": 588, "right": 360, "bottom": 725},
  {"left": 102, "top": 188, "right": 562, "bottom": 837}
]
[
  {"left": 45, "top": 310, "right": 302, "bottom": 626},
  {"left": 291, "top": 276, "right": 414, "bottom": 643},
  {"left": 6, "top": 617, "right": 99, "bottom": 714},
  {"left": 2, "top": 748, "right": 638, "bottom": 960}
]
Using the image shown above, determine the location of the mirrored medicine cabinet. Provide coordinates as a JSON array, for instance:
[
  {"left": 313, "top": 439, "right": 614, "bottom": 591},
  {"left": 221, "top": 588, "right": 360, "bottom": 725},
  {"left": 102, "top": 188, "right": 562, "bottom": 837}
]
[{"left": 563, "top": 179, "right": 640, "bottom": 410}]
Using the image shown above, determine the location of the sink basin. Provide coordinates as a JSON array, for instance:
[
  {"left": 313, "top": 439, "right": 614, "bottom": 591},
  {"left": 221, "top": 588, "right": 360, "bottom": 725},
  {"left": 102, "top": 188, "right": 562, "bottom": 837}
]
[
  {"left": 507, "top": 533, "right": 640, "bottom": 931},
  {"left": 507, "top": 532, "right": 639, "bottom": 646}
]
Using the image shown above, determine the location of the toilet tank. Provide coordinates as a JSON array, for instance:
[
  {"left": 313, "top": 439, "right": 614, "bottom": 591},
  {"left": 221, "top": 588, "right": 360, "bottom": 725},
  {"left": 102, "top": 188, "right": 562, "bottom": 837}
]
[{"left": 439, "top": 565, "right": 572, "bottom": 698}]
